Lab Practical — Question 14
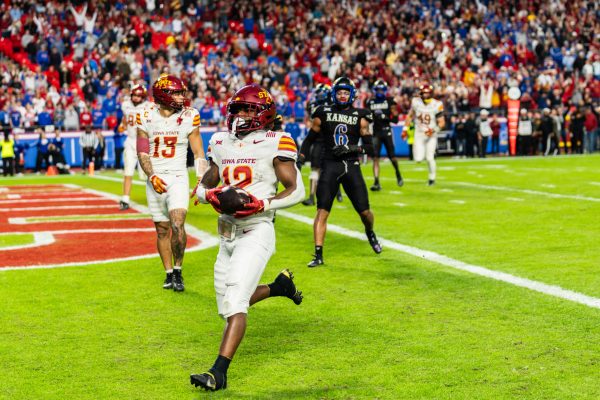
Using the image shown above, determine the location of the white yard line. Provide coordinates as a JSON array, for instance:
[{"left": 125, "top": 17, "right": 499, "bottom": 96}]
[
  {"left": 380, "top": 177, "right": 600, "bottom": 202},
  {"left": 1, "top": 205, "right": 120, "bottom": 212},
  {"left": 279, "top": 211, "right": 600, "bottom": 310},
  {"left": 0, "top": 197, "right": 103, "bottom": 204}
]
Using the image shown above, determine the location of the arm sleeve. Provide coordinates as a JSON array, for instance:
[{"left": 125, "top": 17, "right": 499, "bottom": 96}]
[
  {"left": 263, "top": 167, "right": 305, "bottom": 211},
  {"left": 299, "top": 129, "right": 318, "bottom": 158}
]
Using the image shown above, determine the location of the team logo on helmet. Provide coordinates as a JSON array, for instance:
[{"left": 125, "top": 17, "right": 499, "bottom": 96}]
[
  {"left": 226, "top": 84, "right": 277, "bottom": 135},
  {"left": 152, "top": 74, "right": 187, "bottom": 111}
]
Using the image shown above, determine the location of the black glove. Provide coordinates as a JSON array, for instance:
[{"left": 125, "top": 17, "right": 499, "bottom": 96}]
[{"left": 332, "top": 144, "right": 362, "bottom": 157}]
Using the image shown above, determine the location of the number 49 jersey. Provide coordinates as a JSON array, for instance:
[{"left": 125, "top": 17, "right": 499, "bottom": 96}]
[
  {"left": 410, "top": 97, "right": 444, "bottom": 137},
  {"left": 122, "top": 99, "right": 149, "bottom": 149},
  {"left": 207, "top": 129, "right": 298, "bottom": 221},
  {"left": 137, "top": 103, "right": 200, "bottom": 174}
]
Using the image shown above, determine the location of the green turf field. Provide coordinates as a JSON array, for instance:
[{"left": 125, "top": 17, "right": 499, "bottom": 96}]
[{"left": 1, "top": 155, "right": 600, "bottom": 399}]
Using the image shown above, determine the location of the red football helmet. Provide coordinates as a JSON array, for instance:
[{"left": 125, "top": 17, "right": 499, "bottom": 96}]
[
  {"left": 152, "top": 74, "right": 187, "bottom": 111},
  {"left": 419, "top": 82, "right": 433, "bottom": 100},
  {"left": 226, "top": 84, "right": 276, "bottom": 135},
  {"left": 130, "top": 83, "right": 147, "bottom": 105}
]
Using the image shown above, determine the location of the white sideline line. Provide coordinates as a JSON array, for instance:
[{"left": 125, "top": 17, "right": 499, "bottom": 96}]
[
  {"left": 1, "top": 205, "right": 119, "bottom": 212},
  {"left": 9, "top": 214, "right": 149, "bottom": 224},
  {"left": 278, "top": 211, "right": 600, "bottom": 310},
  {"left": 0, "top": 232, "right": 55, "bottom": 251},
  {"left": 380, "top": 177, "right": 600, "bottom": 202}
]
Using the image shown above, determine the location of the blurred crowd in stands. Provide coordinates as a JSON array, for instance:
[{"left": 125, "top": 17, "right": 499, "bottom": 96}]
[{"left": 0, "top": 0, "right": 599, "bottom": 174}]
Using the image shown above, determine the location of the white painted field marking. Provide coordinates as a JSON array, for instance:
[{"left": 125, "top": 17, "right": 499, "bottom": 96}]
[
  {"left": 0, "top": 232, "right": 55, "bottom": 251},
  {"left": 506, "top": 197, "right": 524, "bottom": 202},
  {"left": 590, "top": 182, "right": 600, "bottom": 187},
  {"left": 449, "top": 200, "right": 466, "bottom": 205},
  {"left": 9, "top": 214, "right": 149, "bottom": 224},
  {"left": 541, "top": 184, "right": 556, "bottom": 188},
  {"left": 0, "top": 205, "right": 119, "bottom": 212},
  {"left": 393, "top": 203, "right": 407, "bottom": 207},
  {"left": 389, "top": 191, "right": 403, "bottom": 195},
  {"left": 279, "top": 211, "right": 600, "bottom": 310},
  {"left": 1, "top": 185, "right": 219, "bottom": 271},
  {"left": 0, "top": 197, "right": 104, "bottom": 204},
  {"left": 385, "top": 177, "right": 600, "bottom": 203},
  {"left": 440, "top": 189, "right": 454, "bottom": 193}
]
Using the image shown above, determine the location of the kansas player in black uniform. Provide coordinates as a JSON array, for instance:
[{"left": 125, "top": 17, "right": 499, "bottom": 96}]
[
  {"left": 302, "top": 84, "right": 331, "bottom": 205},
  {"left": 366, "top": 79, "right": 403, "bottom": 191},
  {"left": 299, "top": 77, "right": 382, "bottom": 267}
]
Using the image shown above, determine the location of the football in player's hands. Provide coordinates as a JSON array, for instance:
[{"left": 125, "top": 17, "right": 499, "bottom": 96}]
[{"left": 216, "top": 186, "right": 252, "bottom": 215}]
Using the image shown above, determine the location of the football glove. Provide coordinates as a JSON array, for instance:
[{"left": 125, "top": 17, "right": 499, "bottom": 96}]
[
  {"left": 149, "top": 174, "right": 167, "bottom": 194},
  {"left": 332, "top": 144, "right": 362, "bottom": 157},
  {"left": 205, "top": 187, "right": 225, "bottom": 213},
  {"left": 233, "top": 192, "right": 265, "bottom": 218}
]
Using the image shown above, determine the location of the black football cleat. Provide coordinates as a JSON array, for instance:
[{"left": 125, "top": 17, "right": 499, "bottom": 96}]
[
  {"left": 366, "top": 231, "right": 383, "bottom": 254},
  {"left": 428, "top": 179, "right": 435, "bottom": 186},
  {"left": 172, "top": 269, "right": 184, "bottom": 292},
  {"left": 307, "top": 256, "right": 324, "bottom": 268},
  {"left": 336, "top": 190, "right": 343, "bottom": 202},
  {"left": 370, "top": 183, "right": 381, "bottom": 192},
  {"left": 302, "top": 197, "right": 315, "bottom": 206},
  {"left": 163, "top": 272, "right": 173, "bottom": 289},
  {"left": 119, "top": 201, "right": 130, "bottom": 210},
  {"left": 274, "top": 269, "right": 303, "bottom": 305},
  {"left": 396, "top": 176, "right": 404, "bottom": 187},
  {"left": 190, "top": 369, "right": 227, "bottom": 391}
]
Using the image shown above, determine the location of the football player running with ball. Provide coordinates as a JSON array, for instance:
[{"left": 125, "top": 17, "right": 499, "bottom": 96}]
[
  {"left": 136, "top": 74, "right": 208, "bottom": 292},
  {"left": 403, "top": 82, "right": 445, "bottom": 185},
  {"left": 299, "top": 76, "right": 383, "bottom": 268},
  {"left": 190, "top": 84, "right": 305, "bottom": 392}
]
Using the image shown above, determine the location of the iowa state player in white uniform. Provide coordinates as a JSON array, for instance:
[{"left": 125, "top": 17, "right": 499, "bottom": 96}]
[
  {"left": 136, "top": 74, "right": 208, "bottom": 292},
  {"left": 189, "top": 84, "right": 304, "bottom": 392},
  {"left": 404, "top": 83, "right": 445, "bottom": 185},
  {"left": 119, "top": 83, "right": 149, "bottom": 210}
]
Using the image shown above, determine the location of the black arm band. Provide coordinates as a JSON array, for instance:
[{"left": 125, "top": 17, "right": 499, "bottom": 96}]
[
  {"left": 361, "top": 135, "right": 374, "bottom": 157},
  {"left": 299, "top": 129, "right": 318, "bottom": 158}
]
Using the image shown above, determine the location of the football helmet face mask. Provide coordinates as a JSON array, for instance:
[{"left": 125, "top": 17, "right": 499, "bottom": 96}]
[
  {"left": 152, "top": 74, "right": 187, "bottom": 111},
  {"left": 314, "top": 83, "right": 331, "bottom": 105},
  {"left": 130, "top": 84, "right": 147, "bottom": 106},
  {"left": 373, "top": 79, "right": 388, "bottom": 100},
  {"left": 332, "top": 77, "right": 356, "bottom": 107},
  {"left": 226, "top": 84, "right": 276, "bottom": 136},
  {"left": 419, "top": 83, "right": 433, "bottom": 104}
]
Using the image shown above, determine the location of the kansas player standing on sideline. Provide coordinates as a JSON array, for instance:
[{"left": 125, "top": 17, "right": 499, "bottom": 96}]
[
  {"left": 189, "top": 84, "right": 304, "bottom": 392},
  {"left": 403, "top": 82, "right": 445, "bottom": 185},
  {"left": 366, "top": 79, "right": 404, "bottom": 191},
  {"left": 119, "top": 83, "right": 149, "bottom": 210},
  {"left": 136, "top": 74, "right": 208, "bottom": 292},
  {"left": 299, "top": 77, "right": 383, "bottom": 268}
]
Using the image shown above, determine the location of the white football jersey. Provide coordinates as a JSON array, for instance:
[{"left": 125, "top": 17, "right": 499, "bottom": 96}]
[
  {"left": 137, "top": 103, "right": 201, "bottom": 174},
  {"left": 122, "top": 99, "right": 149, "bottom": 149},
  {"left": 410, "top": 97, "right": 444, "bottom": 136},
  {"left": 207, "top": 129, "right": 298, "bottom": 222}
]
